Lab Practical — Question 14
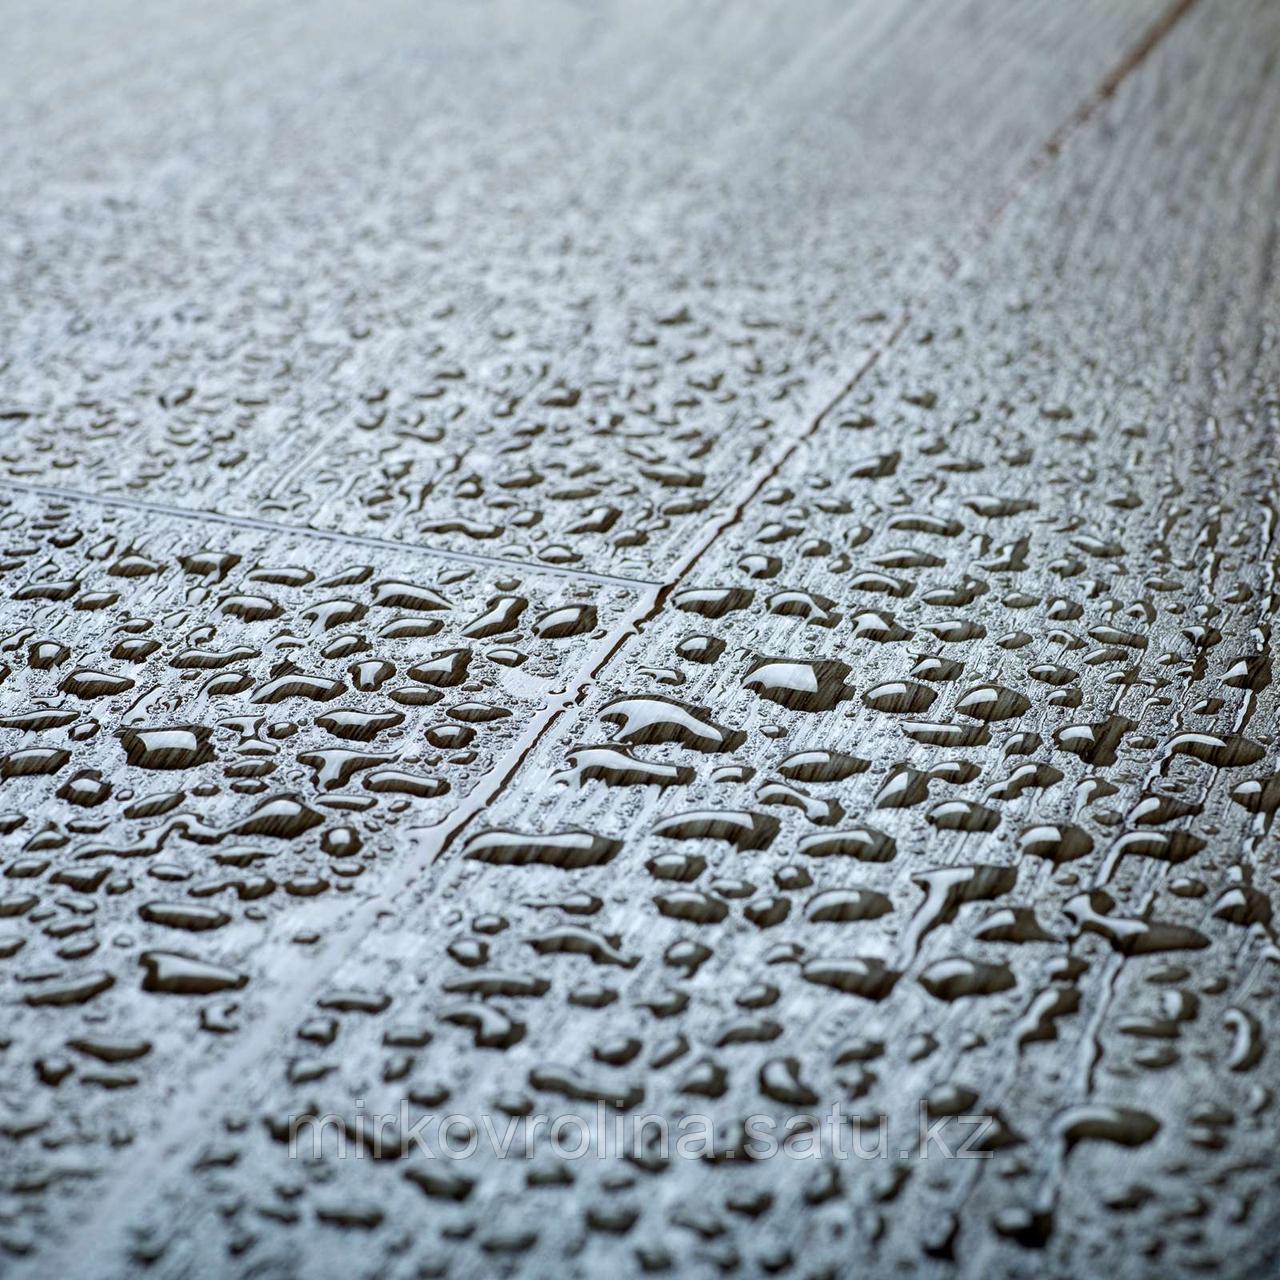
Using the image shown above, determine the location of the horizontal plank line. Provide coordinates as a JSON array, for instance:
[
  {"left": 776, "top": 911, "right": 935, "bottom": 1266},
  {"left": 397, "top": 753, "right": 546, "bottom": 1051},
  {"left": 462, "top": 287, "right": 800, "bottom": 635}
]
[{"left": 0, "top": 479, "right": 661, "bottom": 589}]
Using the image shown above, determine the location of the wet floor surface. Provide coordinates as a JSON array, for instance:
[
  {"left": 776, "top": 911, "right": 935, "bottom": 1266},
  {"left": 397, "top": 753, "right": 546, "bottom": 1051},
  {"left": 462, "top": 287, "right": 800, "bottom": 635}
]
[{"left": 2, "top": 1, "right": 1279, "bottom": 1276}]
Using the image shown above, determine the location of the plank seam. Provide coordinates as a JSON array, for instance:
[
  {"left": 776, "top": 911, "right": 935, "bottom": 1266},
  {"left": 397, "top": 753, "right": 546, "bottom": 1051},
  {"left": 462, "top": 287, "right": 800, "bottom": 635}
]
[{"left": 0, "top": 478, "right": 659, "bottom": 589}]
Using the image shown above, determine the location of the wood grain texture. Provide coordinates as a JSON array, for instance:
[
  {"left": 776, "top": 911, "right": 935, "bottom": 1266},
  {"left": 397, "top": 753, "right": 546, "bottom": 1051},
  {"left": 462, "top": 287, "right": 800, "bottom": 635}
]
[
  {"left": 8, "top": 1, "right": 1280, "bottom": 1278},
  {"left": 0, "top": 0, "right": 1166, "bottom": 576}
]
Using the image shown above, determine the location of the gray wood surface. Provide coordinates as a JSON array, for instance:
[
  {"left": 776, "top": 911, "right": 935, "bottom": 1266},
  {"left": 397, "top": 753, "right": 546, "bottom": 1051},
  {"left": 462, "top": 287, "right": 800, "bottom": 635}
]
[{"left": 2, "top": 1, "right": 1277, "bottom": 1277}]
